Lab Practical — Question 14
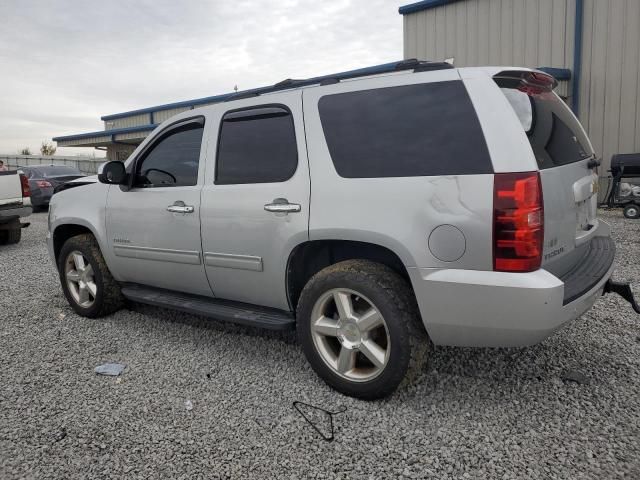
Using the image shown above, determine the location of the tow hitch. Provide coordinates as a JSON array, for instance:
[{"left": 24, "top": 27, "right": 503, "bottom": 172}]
[{"left": 604, "top": 280, "right": 640, "bottom": 314}]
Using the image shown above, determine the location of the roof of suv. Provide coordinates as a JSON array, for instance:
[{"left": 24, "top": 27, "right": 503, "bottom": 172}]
[{"left": 100, "top": 59, "right": 455, "bottom": 121}]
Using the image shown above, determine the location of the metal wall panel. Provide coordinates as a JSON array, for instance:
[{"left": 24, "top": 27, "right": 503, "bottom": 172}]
[
  {"left": 105, "top": 113, "right": 150, "bottom": 130},
  {"left": 403, "top": 0, "right": 575, "bottom": 85},
  {"left": 403, "top": 0, "right": 640, "bottom": 174},
  {"left": 153, "top": 107, "right": 192, "bottom": 123},
  {"left": 580, "top": 0, "right": 640, "bottom": 170}
]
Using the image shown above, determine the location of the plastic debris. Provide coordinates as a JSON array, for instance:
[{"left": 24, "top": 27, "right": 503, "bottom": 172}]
[
  {"left": 95, "top": 363, "right": 126, "bottom": 376},
  {"left": 58, "top": 313, "right": 66, "bottom": 320},
  {"left": 185, "top": 400, "right": 193, "bottom": 411}
]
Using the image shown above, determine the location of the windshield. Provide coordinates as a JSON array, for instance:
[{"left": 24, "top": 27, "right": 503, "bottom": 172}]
[{"left": 496, "top": 77, "right": 593, "bottom": 169}]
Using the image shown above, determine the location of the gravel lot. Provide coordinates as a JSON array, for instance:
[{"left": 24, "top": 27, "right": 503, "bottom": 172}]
[{"left": 1, "top": 210, "right": 639, "bottom": 479}]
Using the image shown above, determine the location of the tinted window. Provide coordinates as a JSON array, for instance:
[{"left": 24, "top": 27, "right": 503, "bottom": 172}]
[
  {"left": 318, "top": 81, "right": 492, "bottom": 178},
  {"left": 135, "top": 121, "right": 204, "bottom": 187},
  {"left": 39, "top": 166, "right": 82, "bottom": 177},
  {"left": 497, "top": 81, "right": 593, "bottom": 169},
  {"left": 216, "top": 106, "right": 298, "bottom": 184}
]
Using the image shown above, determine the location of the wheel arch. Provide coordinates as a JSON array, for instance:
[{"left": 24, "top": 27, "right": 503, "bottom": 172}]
[
  {"left": 286, "top": 239, "right": 414, "bottom": 311},
  {"left": 52, "top": 221, "right": 103, "bottom": 264}
]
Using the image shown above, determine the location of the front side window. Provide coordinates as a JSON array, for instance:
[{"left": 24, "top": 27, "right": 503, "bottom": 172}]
[
  {"left": 216, "top": 106, "right": 298, "bottom": 185},
  {"left": 318, "top": 81, "right": 492, "bottom": 178},
  {"left": 135, "top": 121, "right": 204, "bottom": 187}
]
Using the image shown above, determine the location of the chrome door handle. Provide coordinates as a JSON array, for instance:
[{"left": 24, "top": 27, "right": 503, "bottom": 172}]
[
  {"left": 264, "top": 198, "right": 301, "bottom": 213},
  {"left": 167, "top": 201, "right": 194, "bottom": 214}
]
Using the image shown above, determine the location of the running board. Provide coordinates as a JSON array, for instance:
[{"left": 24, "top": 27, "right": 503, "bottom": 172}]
[{"left": 121, "top": 284, "right": 296, "bottom": 330}]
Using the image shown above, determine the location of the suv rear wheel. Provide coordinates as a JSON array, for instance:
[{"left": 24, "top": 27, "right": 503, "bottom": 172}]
[
  {"left": 58, "top": 233, "right": 124, "bottom": 318},
  {"left": 297, "top": 260, "right": 428, "bottom": 400}
]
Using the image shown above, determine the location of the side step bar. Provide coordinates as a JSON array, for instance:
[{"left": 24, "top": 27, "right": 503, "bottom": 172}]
[
  {"left": 603, "top": 280, "right": 640, "bottom": 314},
  {"left": 121, "top": 284, "right": 296, "bottom": 330}
]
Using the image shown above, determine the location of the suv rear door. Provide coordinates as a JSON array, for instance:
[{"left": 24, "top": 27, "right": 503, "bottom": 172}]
[
  {"left": 200, "top": 91, "right": 309, "bottom": 310},
  {"left": 494, "top": 72, "right": 599, "bottom": 276}
]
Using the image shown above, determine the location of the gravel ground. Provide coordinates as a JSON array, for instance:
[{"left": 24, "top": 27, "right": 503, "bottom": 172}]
[{"left": 1, "top": 210, "right": 639, "bottom": 479}]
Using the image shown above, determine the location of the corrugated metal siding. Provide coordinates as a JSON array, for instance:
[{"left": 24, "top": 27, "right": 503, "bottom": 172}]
[
  {"left": 579, "top": 0, "right": 640, "bottom": 169},
  {"left": 153, "top": 107, "right": 192, "bottom": 123},
  {"left": 105, "top": 113, "right": 150, "bottom": 130},
  {"left": 57, "top": 135, "right": 111, "bottom": 147},
  {"left": 403, "top": 0, "right": 576, "bottom": 98},
  {"left": 403, "top": 0, "right": 640, "bottom": 174},
  {"left": 114, "top": 130, "right": 153, "bottom": 142}
]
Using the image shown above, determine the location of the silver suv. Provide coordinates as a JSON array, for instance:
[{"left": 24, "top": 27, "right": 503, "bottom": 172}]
[{"left": 48, "top": 61, "right": 636, "bottom": 399}]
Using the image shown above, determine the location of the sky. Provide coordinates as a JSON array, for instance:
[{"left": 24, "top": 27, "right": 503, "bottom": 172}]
[{"left": 0, "top": 0, "right": 404, "bottom": 157}]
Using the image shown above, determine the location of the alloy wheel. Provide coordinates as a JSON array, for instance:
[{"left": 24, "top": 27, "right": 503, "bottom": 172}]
[
  {"left": 310, "top": 288, "right": 390, "bottom": 382},
  {"left": 64, "top": 250, "right": 97, "bottom": 308}
]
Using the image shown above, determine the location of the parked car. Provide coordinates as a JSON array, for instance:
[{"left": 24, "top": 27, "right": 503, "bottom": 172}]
[
  {"left": 20, "top": 165, "right": 85, "bottom": 211},
  {"left": 53, "top": 174, "right": 98, "bottom": 194},
  {"left": 47, "top": 61, "right": 639, "bottom": 399},
  {"left": 0, "top": 168, "right": 31, "bottom": 244}
]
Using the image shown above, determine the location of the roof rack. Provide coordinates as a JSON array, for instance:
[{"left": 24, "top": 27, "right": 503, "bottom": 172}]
[
  {"left": 223, "top": 59, "right": 453, "bottom": 102},
  {"left": 100, "top": 59, "right": 452, "bottom": 120}
]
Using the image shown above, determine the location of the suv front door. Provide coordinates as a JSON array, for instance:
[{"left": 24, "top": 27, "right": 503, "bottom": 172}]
[
  {"left": 105, "top": 116, "right": 212, "bottom": 296},
  {"left": 200, "top": 92, "right": 310, "bottom": 310}
]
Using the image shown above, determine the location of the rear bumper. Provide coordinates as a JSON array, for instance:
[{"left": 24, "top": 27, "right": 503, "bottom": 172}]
[
  {"left": 0, "top": 205, "right": 32, "bottom": 222},
  {"left": 409, "top": 233, "right": 616, "bottom": 347}
]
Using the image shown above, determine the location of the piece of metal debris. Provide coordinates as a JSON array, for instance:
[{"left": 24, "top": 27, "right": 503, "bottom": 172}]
[
  {"left": 293, "top": 401, "right": 346, "bottom": 442},
  {"left": 95, "top": 363, "right": 126, "bottom": 376}
]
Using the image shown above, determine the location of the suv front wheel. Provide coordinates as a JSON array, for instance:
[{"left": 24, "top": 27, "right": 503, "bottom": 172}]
[
  {"left": 297, "top": 260, "right": 428, "bottom": 400},
  {"left": 58, "top": 233, "right": 124, "bottom": 318}
]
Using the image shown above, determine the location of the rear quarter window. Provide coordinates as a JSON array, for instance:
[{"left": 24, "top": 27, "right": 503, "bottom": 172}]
[{"left": 318, "top": 81, "right": 492, "bottom": 178}]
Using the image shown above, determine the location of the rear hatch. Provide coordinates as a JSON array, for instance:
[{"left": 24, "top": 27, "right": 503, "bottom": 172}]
[
  {"left": 495, "top": 71, "right": 599, "bottom": 277},
  {"left": 0, "top": 170, "right": 24, "bottom": 207}
]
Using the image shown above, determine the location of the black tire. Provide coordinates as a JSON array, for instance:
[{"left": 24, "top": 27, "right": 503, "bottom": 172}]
[
  {"left": 0, "top": 228, "right": 21, "bottom": 245},
  {"left": 623, "top": 204, "right": 640, "bottom": 219},
  {"left": 297, "top": 259, "right": 429, "bottom": 400},
  {"left": 58, "top": 233, "right": 124, "bottom": 318}
]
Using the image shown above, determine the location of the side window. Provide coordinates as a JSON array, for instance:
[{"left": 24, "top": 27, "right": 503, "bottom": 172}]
[
  {"left": 318, "top": 81, "right": 493, "bottom": 178},
  {"left": 216, "top": 106, "right": 298, "bottom": 185},
  {"left": 134, "top": 121, "right": 204, "bottom": 188}
]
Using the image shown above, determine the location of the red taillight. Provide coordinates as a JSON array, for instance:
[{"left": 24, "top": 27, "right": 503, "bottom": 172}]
[
  {"left": 36, "top": 180, "right": 52, "bottom": 188},
  {"left": 493, "top": 172, "right": 544, "bottom": 272},
  {"left": 19, "top": 173, "right": 31, "bottom": 197}
]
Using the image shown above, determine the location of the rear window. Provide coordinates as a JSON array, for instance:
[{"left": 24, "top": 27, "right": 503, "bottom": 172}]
[
  {"left": 318, "top": 81, "right": 492, "bottom": 178},
  {"left": 496, "top": 78, "right": 593, "bottom": 169}
]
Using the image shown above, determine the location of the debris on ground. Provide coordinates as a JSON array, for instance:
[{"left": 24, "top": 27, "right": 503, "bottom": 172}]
[
  {"left": 562, "top": 369, "right": 591, "bottom": 385},
  {"left": 53, "top": 427, "right": 67, "bottom": 443},
  {"left": 94, "top": 363, "right": 126, "bottom": 376},
  {"left": 293, "top": 401, "right": 346, "bottom": 442},
  {"left": 185, "top": 400, "right": 194, "bottom": 411}
]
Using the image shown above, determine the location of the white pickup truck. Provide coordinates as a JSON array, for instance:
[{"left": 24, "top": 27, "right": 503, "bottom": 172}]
[{"left": 0, "top": 168, "right": 31, "bottom": 244}]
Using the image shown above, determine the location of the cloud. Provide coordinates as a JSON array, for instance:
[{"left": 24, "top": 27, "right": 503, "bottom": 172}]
[{"left": 0, "top": 0, "right": 402, "bottom": 156}]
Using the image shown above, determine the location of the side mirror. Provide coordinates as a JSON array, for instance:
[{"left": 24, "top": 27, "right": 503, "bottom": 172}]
[{"left": 98, "top": 161, "right": 127, "bottom": 185}]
